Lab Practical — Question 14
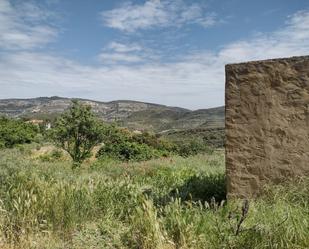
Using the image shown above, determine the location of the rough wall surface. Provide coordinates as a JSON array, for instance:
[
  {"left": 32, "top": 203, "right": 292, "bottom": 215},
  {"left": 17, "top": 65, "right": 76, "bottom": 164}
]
[{"left": 225, "top": 56, "right": 309, "bottom": 198}]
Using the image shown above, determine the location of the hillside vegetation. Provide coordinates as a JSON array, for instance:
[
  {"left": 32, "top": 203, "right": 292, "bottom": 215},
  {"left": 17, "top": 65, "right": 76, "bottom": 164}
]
[
  {"left": 0, "top": 101, "right": 308, "bottom": 248},
  {"left": 0, "top": 97, "right": 225, "bottom": 151},
  {"left": 0, "top": 97, "right": 224, "bottom": 132},
  {"left": 0, "top": 106, "right": 215, "bottom": 164},
  {"left": 0, "top": 146, "right": 308, "bottom": 249}
]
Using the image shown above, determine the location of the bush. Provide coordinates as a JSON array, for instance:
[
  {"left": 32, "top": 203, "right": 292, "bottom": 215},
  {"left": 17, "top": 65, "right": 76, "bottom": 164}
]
[
  {"left": 174, "top": 139, "right": 213, "bottom": 157},
  {"left": 97, "top": 141, "right": 161, "bottom": 162},
  {"left": 97, "top": 126, "right": 213, "bottom": 161},
  {"left": 0, "top": 117, "right": 38, "bottom": 148},
  {"left": 97, "top": 127, "right": 173, "bottom": 162},
  {"left": 132, "top": 131, "right": 176, "bottom": 152}
]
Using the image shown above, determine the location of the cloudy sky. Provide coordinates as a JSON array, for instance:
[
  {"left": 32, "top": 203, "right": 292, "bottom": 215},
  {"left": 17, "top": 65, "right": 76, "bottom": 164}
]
[{"left": 0, "top": 0, "right": 309, "bottom": 109}]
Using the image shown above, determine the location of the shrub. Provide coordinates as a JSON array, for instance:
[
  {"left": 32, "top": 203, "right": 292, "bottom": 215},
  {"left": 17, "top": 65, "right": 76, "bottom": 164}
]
[
  {"left": 97, "top": 141, "right": 161, "bottom": 162},
  {"left": 97, "top": 126, "right": 213, "bottom": 162},
  {"left": 97, "top": 128, "right": 173, "bottom": 162},
  {"left": 0, "top": 117, "right": 38, "bottom": 148},
  {"left": 132, "top": 131, "right": 176, "bottom": 152},
  {"left": 174, "top": 139, "right": 213, "bottom": 157}
]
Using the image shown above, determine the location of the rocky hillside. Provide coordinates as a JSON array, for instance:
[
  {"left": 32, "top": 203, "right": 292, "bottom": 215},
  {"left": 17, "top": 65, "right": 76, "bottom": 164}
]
[{"left": 0, "top": 97, "right": 224, "bottom": 132}]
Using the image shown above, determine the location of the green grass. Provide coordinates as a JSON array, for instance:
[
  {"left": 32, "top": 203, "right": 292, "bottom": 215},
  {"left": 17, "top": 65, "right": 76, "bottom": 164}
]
[{"left": 0, "top": 145, "right": 308, "bottom": 249}]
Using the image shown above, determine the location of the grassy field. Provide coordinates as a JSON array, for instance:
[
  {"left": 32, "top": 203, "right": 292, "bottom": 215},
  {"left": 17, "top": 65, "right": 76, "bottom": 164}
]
[{"left": 0, "top": 145, "right": 308, "bottom": 249}]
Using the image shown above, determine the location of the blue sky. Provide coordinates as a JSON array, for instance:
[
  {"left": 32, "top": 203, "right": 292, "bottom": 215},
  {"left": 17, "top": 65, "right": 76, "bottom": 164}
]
[{"left": 0, "top": 0, "right": 309, "bottom": 109}]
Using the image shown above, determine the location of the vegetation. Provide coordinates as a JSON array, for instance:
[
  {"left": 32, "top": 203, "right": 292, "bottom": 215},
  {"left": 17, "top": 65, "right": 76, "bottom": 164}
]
[
  {"left": 0, "top": 146, "right": 308, "bottom": 248},
  {"left": 0, "top": 102, "right": 215, "bottom": 163},
  {"left": 0, "top": 101, "right": 308, "bottom": 248},
  {"left": 97, "top": 125, "right": 213, "bottom": 162},
  {"left": 99, "top": 140, "right": 161, "bottom": 162},
  {"left": 0, "top": 98, "right": 225, "bottom": 146},
  {"left": 51, "top": 101, "right": 105, "bottom": 167},
  {"left": 97, "top": 128, "right": 173, "bottom": 162},
  {"left": 173, "top": 138, "right": 213, "bottom": 157},
  {"left": 162, "top": 127, "right": 225, "bottom": 148},
  {"left": 0, "top": 117, "right": 38, "bottom": 148}
]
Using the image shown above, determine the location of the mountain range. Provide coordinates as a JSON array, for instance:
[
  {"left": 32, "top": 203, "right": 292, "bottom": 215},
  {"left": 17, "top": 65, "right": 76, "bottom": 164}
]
[
  {"left": 0, "top": 96, "right": 224, "bottom": 133},
  {"left": 0, "top": 96, "right": 225, "bottom": 147}
]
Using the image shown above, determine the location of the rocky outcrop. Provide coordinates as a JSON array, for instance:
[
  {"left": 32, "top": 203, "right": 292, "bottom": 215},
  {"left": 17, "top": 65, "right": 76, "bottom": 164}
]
[{"left": 225, "top": 56, "right": 309, "bottom": 198}]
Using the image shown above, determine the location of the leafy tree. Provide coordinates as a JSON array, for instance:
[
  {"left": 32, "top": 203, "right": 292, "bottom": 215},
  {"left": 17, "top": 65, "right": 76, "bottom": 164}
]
[
  {"left": 0, "top": 117, "right": 38, "bottom": 148},
  {"left": 51, "top": 100, "right": 104, "bottom": 167}
]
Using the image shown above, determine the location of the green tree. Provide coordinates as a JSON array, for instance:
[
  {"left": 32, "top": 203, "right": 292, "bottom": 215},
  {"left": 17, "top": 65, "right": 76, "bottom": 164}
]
[
  {"left": 0, "top": 117, "right": 38, "bottom": 148},
  {"left": 51, "top": 100, "right": 104, "bottom": 167}
]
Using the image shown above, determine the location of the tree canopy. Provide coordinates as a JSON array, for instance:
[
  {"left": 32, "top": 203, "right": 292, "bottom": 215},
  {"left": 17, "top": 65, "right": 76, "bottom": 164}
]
[
  {"left": 51, "top": 100, "right": 105, "bottom": 167},
  {"left": 0, "top": 117, "right": 38, "bottom": 148}
]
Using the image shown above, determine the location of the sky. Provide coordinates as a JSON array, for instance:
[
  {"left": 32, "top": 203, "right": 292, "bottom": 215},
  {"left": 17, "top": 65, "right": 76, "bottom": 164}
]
[{"left": 0, "top": 0, "right": 309, "bottom": 109}]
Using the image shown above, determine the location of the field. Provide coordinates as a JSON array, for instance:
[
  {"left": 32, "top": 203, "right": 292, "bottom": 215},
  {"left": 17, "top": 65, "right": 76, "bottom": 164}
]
[{"left": 0, "top": 144, "right": 308, "bottom": 249}]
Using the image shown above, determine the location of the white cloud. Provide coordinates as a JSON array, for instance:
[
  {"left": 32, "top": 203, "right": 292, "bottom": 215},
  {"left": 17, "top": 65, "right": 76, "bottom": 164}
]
[
  {"left": 179, "top": 3, "right": 216, "bottom": 28},
  {"left": 1, "top": 10, "right": 309, "bottom": 109},
  {"left": 99, "top": 42, "right": 145, "bottom": 63},
  {"left": 217, "top": 10, "right": 309, "bottom": 62},
  {"left": 0, "top": 0, "right": 58, "bottom": 50},
  {"left": 107, "top": 42, "right": 142, "bottom": 53},
  {"left": 0, "top": 50, "right": 224, "bottom": 108},
  {"left": 101, "top": 0, "right": 217, "bottom": 32},
  {"left": 98, "top": 52, "right": 143, "bottom": 63}
]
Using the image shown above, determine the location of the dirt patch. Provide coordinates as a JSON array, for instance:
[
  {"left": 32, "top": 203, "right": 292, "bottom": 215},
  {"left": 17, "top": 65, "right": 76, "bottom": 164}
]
[{"left": 31, "top": 145, "right": 58, "bottom": 158}]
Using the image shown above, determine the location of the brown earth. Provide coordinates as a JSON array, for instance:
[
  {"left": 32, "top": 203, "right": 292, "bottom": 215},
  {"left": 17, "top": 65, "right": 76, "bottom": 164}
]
[
  {"left": 31, "top": 144, "right": 103, "bottom": 163},
  {"left": 225, "top": 55, "right": 309, "bottom": 198}
]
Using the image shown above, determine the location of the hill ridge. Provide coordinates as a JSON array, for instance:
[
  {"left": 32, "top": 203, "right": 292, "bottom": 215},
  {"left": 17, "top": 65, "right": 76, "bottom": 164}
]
[{"left": 0, "top": 97, "right": 224, "bottom": 132}]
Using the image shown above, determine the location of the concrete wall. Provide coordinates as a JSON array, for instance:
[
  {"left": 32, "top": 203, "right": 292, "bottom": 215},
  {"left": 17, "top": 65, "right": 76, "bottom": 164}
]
[{"left": 225, "top": 56, "right": 309, "bottom": 198}]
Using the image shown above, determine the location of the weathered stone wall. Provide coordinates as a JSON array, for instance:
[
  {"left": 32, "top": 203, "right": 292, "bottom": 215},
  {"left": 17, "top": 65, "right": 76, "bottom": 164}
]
[{"left": 225, "top": 56, "right": 309, "bottom": 198}]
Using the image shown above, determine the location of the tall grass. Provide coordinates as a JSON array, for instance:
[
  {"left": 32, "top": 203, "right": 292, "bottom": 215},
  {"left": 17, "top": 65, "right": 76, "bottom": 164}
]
[{"left": 0, "top": 146, "right": 308, "bottom": 248}]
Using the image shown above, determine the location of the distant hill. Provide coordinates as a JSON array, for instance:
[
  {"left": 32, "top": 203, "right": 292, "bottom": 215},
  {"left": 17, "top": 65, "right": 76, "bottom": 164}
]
[{"left": 0, "top": 96, "right": 224, "bottom": 132}]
